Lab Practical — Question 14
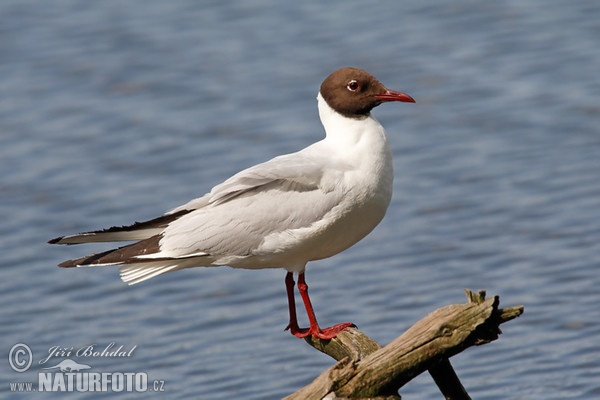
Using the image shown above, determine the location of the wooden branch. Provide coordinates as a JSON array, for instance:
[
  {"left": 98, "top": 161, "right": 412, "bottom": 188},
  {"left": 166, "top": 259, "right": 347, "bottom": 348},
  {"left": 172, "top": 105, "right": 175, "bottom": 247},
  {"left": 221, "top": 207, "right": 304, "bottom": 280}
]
[
  {"left": 285, "top": 290, "right": 524, "bottom": 400},
  {"left": 428, "top": 358, "right": 471, "bottom": 400}
]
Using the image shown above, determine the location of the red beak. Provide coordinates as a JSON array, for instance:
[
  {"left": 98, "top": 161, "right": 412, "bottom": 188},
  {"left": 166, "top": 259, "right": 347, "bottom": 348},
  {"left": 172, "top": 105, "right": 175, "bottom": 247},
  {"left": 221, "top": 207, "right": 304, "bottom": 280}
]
[{"left": 375, "top": 89, "right": 416, "bottom": 103}]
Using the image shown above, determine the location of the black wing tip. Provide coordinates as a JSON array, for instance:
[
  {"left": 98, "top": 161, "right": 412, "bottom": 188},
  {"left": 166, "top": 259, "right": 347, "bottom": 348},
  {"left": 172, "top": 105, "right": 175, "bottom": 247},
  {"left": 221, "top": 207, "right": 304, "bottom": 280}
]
[
  {"left": 57, "top": 259, "right": 78, "bottom": 268},
  {"left": 55, "top": 247, "right": 120, "bottom": 268},
  {"left": 48, "top": 236, "right": 64, "bottom": 244}
]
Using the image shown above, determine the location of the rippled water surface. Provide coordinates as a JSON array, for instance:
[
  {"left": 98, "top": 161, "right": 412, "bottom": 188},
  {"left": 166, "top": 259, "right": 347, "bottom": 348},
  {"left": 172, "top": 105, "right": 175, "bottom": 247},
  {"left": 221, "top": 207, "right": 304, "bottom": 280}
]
[{"left": 1, "top": 2, "right": 599, "bottom": 399}]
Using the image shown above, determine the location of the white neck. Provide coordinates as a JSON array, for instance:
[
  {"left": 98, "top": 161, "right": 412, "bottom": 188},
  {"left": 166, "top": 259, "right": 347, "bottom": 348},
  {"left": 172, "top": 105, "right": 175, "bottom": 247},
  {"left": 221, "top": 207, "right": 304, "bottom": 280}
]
[
  {"left": 317, "top": 91, "right": 388, "bottom": 149},
  {"left": 314, "top": 91, "right": 394, "bottom": 225}
]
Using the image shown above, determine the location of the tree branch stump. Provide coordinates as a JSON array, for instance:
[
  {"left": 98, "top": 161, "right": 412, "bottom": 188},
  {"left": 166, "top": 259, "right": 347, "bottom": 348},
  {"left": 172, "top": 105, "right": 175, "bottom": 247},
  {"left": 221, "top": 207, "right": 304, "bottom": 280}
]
[{"left": 285, "top": 289, "right": 524, "bottom": 400}]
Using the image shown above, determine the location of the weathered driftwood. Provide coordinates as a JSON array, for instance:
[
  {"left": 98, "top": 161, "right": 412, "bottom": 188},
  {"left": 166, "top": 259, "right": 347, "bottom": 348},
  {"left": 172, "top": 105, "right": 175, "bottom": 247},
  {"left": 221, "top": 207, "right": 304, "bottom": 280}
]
[{"left": 285, "top": 290, "right": 524, "bottom": 400}]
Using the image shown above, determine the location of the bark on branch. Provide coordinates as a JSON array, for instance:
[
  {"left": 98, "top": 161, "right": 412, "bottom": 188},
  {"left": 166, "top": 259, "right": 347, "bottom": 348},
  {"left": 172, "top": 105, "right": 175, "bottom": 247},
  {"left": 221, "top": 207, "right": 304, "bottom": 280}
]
[{"left": 285, "top": 289, "right": 524, "bottom": 400}]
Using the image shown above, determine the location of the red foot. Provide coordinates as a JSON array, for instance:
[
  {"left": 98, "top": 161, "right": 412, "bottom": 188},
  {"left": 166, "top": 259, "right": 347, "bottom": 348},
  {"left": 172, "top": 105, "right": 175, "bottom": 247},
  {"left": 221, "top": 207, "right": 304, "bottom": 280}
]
[
  {"left": 285, "top": 271, "right": 355, "bottom": 340},
  {"left": 286, "top": 321, "right": 355, "bottom": 340}
]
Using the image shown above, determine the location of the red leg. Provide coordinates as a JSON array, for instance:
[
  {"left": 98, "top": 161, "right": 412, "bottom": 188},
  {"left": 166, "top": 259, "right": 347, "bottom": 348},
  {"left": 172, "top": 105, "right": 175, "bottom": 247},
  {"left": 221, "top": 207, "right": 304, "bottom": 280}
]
[
  {"left": 285, "top": 271, "right": 354, "bottom": 340},
  {"left": 284, "top": 272, "right": 305, "bottom": 335}
]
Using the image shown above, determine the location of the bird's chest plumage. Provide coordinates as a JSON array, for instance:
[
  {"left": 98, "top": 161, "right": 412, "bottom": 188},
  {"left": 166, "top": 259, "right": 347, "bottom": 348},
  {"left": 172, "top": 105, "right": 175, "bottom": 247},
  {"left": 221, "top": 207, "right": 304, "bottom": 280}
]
[
  {"left": 268, "top": 113, "right": 394, "bottom": 265},
  {"left": 313, "top": 140, "right": 393, "bottom": 258}
]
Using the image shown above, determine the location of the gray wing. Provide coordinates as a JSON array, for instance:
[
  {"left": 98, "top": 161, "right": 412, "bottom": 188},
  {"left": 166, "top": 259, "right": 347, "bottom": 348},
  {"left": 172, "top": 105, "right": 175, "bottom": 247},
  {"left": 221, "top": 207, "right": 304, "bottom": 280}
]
[{"left": 148, "top": 151, "right": 351, "bottom": 259}]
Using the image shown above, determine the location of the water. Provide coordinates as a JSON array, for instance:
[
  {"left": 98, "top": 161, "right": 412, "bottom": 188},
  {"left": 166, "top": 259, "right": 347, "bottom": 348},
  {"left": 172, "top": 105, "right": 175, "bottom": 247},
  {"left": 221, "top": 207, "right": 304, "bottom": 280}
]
[{"left": 1, "top": 1, "right": 599, "bottom": 399}]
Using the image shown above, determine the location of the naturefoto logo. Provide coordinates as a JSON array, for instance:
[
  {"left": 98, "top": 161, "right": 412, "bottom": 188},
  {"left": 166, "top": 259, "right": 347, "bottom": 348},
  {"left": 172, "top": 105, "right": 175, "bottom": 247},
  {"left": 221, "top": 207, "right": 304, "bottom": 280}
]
[{"left": 8, "top": 343, "right": 166, "bottom": 393}]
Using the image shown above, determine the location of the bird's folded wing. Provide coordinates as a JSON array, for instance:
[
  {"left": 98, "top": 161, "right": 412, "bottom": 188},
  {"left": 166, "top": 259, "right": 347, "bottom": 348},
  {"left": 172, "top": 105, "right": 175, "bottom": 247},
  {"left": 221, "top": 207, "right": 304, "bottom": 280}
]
[
  {"left": 143, "top": 152, "right": 350, "bottom": 260},
  {"left": 50, "top": 150, "right": 350, "bottom": 265}
]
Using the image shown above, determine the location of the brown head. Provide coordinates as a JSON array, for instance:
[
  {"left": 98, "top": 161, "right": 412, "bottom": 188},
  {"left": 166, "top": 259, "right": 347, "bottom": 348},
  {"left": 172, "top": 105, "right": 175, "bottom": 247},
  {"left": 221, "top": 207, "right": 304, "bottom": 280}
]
[{"left": 319, "top": 67, "right": 415, "bottom": 119}]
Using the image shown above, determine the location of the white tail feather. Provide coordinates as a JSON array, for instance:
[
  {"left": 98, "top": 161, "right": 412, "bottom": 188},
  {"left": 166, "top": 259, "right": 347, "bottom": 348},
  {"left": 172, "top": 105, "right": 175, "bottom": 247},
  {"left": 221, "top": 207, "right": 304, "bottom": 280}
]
[{"left": 119, "top": 263, "right": 182, "bottom": 285}]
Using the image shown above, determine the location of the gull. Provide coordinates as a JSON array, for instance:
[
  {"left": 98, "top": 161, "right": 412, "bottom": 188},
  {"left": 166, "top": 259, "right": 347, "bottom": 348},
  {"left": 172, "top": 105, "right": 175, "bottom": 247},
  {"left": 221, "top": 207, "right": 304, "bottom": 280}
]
[{"left": 49, "top": 67, "right": 415, "bottom": 339}]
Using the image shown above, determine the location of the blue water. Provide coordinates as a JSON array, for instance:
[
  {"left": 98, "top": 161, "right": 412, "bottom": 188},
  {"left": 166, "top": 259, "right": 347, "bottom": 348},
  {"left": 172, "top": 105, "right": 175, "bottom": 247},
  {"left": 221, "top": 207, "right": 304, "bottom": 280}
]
[{"left": 1, "top": 1, "right": 599, "bottom": 399}]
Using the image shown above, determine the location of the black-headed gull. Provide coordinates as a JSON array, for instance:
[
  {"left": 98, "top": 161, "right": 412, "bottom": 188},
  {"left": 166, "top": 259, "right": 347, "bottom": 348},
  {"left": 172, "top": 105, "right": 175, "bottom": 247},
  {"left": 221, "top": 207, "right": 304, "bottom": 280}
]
[{"left": 49, "top": 67, "right": 415, "bottom": 339}]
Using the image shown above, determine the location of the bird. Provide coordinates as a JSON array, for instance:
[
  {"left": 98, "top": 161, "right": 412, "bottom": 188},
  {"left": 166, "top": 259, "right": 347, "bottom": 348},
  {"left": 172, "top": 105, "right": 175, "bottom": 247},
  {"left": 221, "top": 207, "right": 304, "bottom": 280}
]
[{"left": 48, "top": 67, "right": 415, "bottom": 340}]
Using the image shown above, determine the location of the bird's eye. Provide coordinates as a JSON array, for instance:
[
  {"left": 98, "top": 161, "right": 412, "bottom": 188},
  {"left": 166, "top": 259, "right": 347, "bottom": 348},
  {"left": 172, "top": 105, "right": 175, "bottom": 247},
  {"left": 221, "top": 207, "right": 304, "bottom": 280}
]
[{"left": 346, "top": 80, "right": 360, "bottom": 92}]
